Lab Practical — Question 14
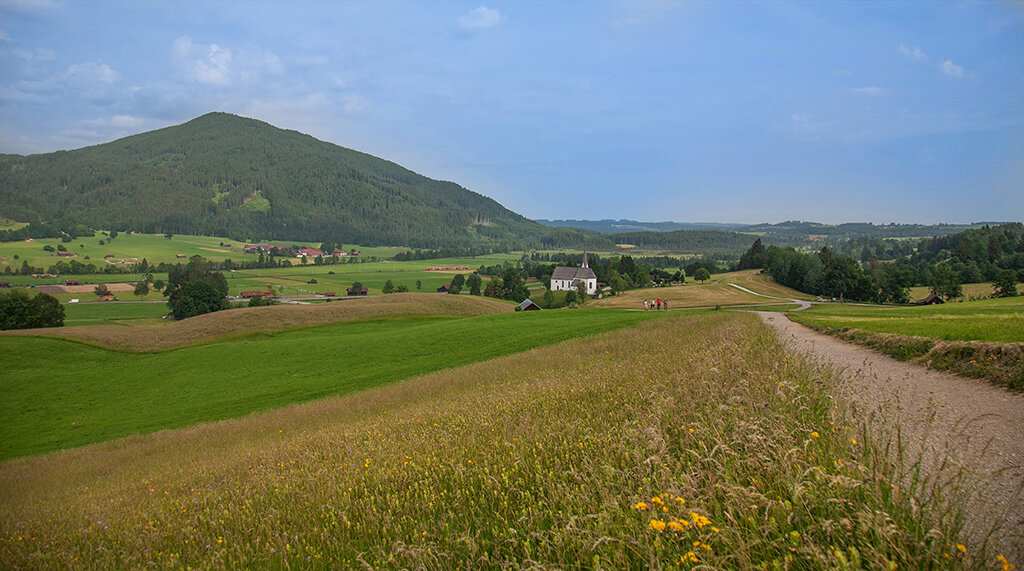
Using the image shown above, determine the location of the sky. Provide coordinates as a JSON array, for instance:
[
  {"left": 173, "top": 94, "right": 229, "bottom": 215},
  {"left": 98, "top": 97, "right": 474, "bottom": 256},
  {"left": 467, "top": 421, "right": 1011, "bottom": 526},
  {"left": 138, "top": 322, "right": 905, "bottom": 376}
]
[{"left": 1, "top": 0, "right": 1022, "bottom": 225}]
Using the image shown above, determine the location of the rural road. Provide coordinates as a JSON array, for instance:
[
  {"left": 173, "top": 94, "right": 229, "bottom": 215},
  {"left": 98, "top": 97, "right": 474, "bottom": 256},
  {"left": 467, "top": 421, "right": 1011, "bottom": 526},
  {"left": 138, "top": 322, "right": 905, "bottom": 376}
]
[{"left": 758, "top": 312, "right": 1024, "bottom": 562}]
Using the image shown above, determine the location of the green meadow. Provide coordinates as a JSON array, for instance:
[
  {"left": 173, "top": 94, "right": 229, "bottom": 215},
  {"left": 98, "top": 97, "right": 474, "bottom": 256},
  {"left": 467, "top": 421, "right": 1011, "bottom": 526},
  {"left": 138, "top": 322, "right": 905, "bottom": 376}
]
[
  {"left": 62, "top": 301, "right": 170, "bottom": 325},
  {"left": 789, "top": 296, "right": 1024, "bottom": 343},
  {"left": 0, "top": 308, "right": 661, "bottom": 461},
  {"left": 0, "top": 312, "right": 975, "bottom": 568}
]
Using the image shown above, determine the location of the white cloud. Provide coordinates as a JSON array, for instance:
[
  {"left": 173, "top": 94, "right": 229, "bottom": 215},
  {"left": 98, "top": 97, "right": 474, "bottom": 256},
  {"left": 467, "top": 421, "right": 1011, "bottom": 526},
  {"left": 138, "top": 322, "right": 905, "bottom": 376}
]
[
  {"left": 939, "top": 59, "right": 964, "bottom": 77},
  {"left": 459, "top": 6, "right": 503, "bottom": 30},
  {"left": 65, "top": 61, "right": 119, "bottom": 84},
  {"left": 173, "top": 35, "right": 232, "bottom": 85},
  {"left": 853, "top": 86, "right": 884, "bottom": 96},
  {"left": 12, "top": 47, "right": 56, "bottom": 62},
  {"left": 898, "top": 43, "right": 927, "bottom": 60},
  {"left": 0, "top": 29, "right": 11, "bottom": 42},
  {"left": 81, "top": 115, "right": 146, "bottom": 129}
]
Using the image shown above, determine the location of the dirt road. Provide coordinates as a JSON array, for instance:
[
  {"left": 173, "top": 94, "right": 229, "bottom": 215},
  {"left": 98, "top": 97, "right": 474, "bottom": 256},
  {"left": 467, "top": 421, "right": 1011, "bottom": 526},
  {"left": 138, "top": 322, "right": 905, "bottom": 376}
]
[{"left": 758, "top": 311, "right": 1024, "bottom": 562}]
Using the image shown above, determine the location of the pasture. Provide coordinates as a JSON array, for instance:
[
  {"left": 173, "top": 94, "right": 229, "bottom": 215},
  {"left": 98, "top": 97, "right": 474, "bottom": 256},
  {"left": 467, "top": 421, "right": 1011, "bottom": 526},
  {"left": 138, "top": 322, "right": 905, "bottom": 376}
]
[
  {"left": 0, "top": 312, "right": 971, "bottom": 568},
  {"left": 0, "top": 298, "right": 661, "bottom": 460},
  {"left": 591, "top": 282, "right": 766, "bottom": 309},
  {"left": 789, "top": 296, "right": 1024, "bottom": 343}
]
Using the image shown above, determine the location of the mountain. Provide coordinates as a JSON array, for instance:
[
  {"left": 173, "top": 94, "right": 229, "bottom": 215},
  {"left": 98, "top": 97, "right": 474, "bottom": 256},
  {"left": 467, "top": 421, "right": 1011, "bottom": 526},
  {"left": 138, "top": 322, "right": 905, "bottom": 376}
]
[
  {"left": 0, "top": 113, "right": 544, "bottom": 248},
  {"left": 537, "top": 219, "right": 745, "bottom": 234}
]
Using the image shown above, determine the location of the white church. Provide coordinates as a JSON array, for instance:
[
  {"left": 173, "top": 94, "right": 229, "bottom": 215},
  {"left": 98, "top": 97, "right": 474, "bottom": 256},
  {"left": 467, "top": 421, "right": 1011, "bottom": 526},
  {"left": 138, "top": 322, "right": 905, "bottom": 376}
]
[{"left": 550, "top": 251, "right": 598, "bottom": 295}]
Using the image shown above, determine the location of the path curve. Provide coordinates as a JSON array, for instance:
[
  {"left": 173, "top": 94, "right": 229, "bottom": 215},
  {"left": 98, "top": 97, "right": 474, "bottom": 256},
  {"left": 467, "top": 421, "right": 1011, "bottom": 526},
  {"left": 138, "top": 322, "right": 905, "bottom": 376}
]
[
  {"left": 757, "top": 311, "right": 1024, "bottom": 561},
  {"left": 725, "top": 282, "right": 811, "bottom": 310}
]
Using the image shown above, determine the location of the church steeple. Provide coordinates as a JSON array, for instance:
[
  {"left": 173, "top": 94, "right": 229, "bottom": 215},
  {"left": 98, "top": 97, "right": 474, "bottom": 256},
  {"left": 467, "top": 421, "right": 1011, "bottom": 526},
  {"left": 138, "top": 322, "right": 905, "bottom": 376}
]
[{"left": 582, "top": 247, "right": 588, "bottom": 268}]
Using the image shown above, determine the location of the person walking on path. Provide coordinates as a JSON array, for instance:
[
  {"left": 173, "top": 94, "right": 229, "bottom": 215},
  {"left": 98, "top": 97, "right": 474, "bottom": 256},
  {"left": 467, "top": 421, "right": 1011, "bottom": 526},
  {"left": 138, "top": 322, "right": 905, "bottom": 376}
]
[{"left": 643, "top": 299, "right": 648, "bottom": 311}]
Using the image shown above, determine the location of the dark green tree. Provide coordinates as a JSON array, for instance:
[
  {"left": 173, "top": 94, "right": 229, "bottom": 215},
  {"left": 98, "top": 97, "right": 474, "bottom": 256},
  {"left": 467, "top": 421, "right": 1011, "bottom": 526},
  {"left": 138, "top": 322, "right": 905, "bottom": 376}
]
[
  {"left": 382, "top": 280, "right": 395, "bottom": 294},
  {"left": 0, "top": 289, "right": 65, "bottom": 330},
  {"left": 133, "top": 281, "right": 150, "bottom": 297},
  {"left": 167, "top": 280, "right": 229, "bottom": 319},
  {"left": 695, "top": 267, "right": 711, "bottom": 283},
  {"left": 542, "top": 288, "right": 555, "bottom": 308},
  {"left": 466, "top": 273, "right": 482, "bottom": 296},
  {"left": 993, "top": 269, "right": 1018, "bottom": 298},
  {"left": 94, "top": 284, "right": 111, "bottom": 298}
]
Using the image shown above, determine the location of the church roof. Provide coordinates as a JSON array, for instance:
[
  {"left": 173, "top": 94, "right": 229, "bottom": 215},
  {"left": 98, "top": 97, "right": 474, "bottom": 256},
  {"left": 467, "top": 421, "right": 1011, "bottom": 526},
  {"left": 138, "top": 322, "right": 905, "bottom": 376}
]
[{"left": 551, "top": 266, "right": 597, "bottom": 281}]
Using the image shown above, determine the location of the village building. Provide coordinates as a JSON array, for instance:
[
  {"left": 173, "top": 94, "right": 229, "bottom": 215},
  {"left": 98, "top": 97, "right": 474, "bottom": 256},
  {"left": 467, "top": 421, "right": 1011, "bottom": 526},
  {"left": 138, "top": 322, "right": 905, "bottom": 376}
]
[
  {"left": 240, "top": 290, "right": 274, "bottom": 298},
  {"left": 518, "top": 299, "right": 542, "bottom": 311},
  {"left": 549, "top": 251, "right": 597, "bottom": 296},
  {"left": 347, "top": 286, "right": 368, "bottom": 296},
  {"left": 244, "top": 244, "right": 274, "bottom": 254},
  {"left": 296, "top": 248, "right": 323, "bottom": 258}
]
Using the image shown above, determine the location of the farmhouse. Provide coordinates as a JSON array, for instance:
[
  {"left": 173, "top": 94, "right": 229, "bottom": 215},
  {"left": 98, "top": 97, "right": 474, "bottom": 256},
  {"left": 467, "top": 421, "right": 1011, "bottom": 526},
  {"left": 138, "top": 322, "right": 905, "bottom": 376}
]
[
  {"left": 176, "top": 254, "right": 187, "bottom": 258},
  {"left": 240, "top": 290, "right": 273, "bottom": 298},
  {"left": 437, "top": 284, "right": 452, "bottom": 293},
  {"left": 65, "top": 279, "right": 79, "bottom": 286},
  {"left": 550, "top": 251, "right": 597, "bottom": 296},
  {"left": 297, "top": 248, "right": 323, "bottom": 258},
  {"left": 244, "top": 244, "right": 274, "bottom": 254},
  {"left": 347, "top": 286, "right": 368, "bottom": 296},
  {"left": 332, "top": 249, "right": 348, "bottom": 257},
  {"left": 57, "top": 251, "right": 78, "bottom": 258}
]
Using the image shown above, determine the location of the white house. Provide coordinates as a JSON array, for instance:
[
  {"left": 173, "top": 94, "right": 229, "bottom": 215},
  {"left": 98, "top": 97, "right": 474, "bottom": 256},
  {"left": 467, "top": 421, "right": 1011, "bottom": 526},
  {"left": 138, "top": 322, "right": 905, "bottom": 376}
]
[{"left": 550, "top": 251, "right": 598, "bottom": 295}]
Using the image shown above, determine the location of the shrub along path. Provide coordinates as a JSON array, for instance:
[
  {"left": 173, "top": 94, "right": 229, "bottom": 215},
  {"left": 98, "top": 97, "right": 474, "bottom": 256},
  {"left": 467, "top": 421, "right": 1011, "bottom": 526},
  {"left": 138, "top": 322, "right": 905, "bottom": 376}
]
[{"left": 759, "top": 311, "right": 1024, "bottom": 562}]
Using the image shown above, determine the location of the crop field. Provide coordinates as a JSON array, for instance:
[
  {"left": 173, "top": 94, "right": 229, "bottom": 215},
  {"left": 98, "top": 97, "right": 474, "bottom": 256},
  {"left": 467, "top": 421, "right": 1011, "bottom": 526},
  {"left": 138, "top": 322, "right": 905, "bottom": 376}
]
[
  {"left": 714, "top": 270, "right": 815, "bottom": 300},
  {"left": 0, "top": 299, "right": 663, "bottom": 460},
  {"left": 591, "top": 282, "right": 767, "bottom": 309},
  {"left": 789, "top": 296, "right": 1024, "bottom": 343},
  {"left": 0, "top": 312, "right": 970, "bottom": 568}
]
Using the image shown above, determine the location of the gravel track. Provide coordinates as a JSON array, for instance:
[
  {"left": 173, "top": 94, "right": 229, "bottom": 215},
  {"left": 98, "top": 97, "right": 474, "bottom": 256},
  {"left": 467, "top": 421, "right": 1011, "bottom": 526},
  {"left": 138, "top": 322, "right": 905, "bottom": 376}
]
[{"left": 758, "top": 311, "right": 1024, "bottom": 562}]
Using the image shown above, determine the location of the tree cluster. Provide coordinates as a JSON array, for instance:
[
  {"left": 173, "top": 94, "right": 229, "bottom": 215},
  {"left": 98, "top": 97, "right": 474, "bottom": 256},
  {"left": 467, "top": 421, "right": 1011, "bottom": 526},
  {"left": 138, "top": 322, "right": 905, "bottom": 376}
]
[{"left": 0, "top": 289, "right": 64, "bottom": 330}]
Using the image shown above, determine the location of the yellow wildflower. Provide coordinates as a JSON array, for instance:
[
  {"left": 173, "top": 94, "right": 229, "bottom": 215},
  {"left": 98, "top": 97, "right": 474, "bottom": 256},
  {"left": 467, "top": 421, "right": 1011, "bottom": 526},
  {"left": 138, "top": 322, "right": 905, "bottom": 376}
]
[
  {"left": 690, "top": 512, "right": 712, "bottom": 528},
  {"left": 957, "top": 544, "right": 967, "bottom": 554},
  {"left": 851, "top": 438, "right": 857, "bottom": 445},
  {"left": 811, "top": 431, "right": 820, "bottom": 438},
  {"left": 649, "top": 519, "right": 667, "bottom": 532},
  {"left": 634, "top": 502, "right": 649, "bottom": 511},
  {"left": 652, "top": 496, "right": 665, "bottom": 506},
  {"left": 684, "top": 551, "right": 699, "bottom": 563},
  {"left": 998, "top": 555, "right": 1015, "bottom": 571},
  {"left": 668, "top": 520, "right": 690, "bottom": 532}
]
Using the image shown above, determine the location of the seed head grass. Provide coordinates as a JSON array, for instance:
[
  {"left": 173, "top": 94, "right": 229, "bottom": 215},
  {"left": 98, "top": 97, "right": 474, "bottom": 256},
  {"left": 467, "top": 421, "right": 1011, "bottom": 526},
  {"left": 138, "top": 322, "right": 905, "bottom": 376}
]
[{"left": 0, "top": 313, "right": 976, "bottom": 568}]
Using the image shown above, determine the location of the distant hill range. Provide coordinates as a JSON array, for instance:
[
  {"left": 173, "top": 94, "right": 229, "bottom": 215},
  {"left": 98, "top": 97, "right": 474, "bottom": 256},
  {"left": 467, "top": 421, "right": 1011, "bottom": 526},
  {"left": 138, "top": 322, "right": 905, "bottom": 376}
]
[
  {"left": 0, "top": 113, "right": 545, "bottom": 248},
  {"left": 542, "top": 219, "right": 1001, "bottom": 246}
]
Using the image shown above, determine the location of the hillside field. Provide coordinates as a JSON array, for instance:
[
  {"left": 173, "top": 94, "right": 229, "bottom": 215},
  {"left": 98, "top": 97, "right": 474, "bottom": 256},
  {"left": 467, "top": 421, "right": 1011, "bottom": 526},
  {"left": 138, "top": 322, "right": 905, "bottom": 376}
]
[
  {"left": 789, "top": 296, "right": 1024, "bottom": 343},
  {"left": 0, "top": 299, "right": 662, "bottom": 460},
  {"left": 0, "top": 312, "right": 969, "bottom": 568}
]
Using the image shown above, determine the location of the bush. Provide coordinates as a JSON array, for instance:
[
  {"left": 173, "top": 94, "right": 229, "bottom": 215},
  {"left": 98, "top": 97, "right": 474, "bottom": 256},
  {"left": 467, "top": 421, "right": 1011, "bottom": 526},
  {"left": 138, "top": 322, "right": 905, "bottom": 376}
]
[{"left": 167, "top": 281, "right": 229, "bottom": 319}]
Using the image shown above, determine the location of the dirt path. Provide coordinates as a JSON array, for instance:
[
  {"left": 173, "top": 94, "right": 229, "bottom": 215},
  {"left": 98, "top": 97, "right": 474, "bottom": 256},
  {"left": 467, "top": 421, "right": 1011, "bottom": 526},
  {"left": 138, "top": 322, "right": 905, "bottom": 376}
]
[{"left": 758, "top": 311, "right": 1024, "bottom": 562}]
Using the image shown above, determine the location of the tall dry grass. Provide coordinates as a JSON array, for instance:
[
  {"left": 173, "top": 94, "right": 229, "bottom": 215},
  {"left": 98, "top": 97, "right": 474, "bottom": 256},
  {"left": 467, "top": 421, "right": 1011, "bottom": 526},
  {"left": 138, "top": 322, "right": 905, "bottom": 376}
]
[
  {"left": 0, "top": 313, "right": 983, "bottom": 568},
  {"left": 0, "top": 293, "right": 510, "bottom": 352}
]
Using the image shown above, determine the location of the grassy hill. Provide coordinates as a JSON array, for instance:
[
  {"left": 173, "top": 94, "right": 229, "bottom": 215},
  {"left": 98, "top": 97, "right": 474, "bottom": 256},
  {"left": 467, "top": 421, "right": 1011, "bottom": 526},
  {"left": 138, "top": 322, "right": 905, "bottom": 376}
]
[
  {"left": 0, "top": 297, "right": 663, "bottom": 460},
  {"left": 0, "top": 113, "right": 545, "bottom": 248},
  {"left": 0, "top": 312, "right": 968, "bottom": 568}
]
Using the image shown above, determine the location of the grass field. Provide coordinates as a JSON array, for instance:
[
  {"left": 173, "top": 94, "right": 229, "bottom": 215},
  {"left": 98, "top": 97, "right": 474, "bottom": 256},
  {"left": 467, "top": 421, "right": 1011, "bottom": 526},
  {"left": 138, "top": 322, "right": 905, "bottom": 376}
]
[
  {"left": 907, "top": 281, "right": 1022, "bottom": 302},
  {"left": 0, "top": 312, "right": 978, "bottom": 568},
  {"left": 715, "top": 269, "right": 816, "bottom": 300},
  {"left": 591, "top": 282, "right": 765, "bottom": 309},
  {"left": 789, "top": 297, "right": 1024, "bottom": 390},
  {"left": 0, "top": 302, "right": 663, "bottom": 460},
  {"left": 789, "top": 296, "right": 1024, "bottom": 343},
  {"left": 63, "top": 302, "right": 170, "bottom": 326}
]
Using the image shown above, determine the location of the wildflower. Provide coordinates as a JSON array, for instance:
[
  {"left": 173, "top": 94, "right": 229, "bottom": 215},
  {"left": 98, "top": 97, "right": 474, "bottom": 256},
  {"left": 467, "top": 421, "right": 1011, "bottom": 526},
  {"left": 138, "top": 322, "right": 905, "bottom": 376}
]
[
  {"left": 652, "top": 496, "right": 665, "bottom": 507},
  {"left": 649, "top": 519, "right": 667, "bottom": 531},
  {"left": 850, "top": 438, "right": 857, "bottom": 445},
  {"left": 811, "top": 431, "right": 820, "bottom": 438},
  {"left": 634, "top": 502, "right": 649, "bottom": 511},
  {"left": 683, "top": 551, "right": 699, "bottom": 563},
  {"left": 668, "top": 520, "right": 690, "bottom": 532},
  {"left": 690, "top": 512, "right": 712, "bottom": 528},
  {"left": 998, "top": 555, "right": 1015, "bottom": 571},
  {"left": 957, "top": 544, "right": 967, "bottom": 554}
]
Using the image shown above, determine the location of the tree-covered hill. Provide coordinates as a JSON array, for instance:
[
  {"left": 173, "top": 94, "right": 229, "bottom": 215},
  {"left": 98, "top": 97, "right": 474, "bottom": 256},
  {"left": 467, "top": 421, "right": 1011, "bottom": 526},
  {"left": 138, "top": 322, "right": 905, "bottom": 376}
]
[{"left": 0, "top": 113, "right": 546, "bottom": 248}]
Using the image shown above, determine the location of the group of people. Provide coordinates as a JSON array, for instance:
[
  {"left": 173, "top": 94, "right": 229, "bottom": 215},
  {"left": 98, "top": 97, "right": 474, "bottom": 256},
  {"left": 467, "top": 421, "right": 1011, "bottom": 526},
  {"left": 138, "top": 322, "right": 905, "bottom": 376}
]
[{"left": 643, "top": 298, "right": 668, "bottom": 311}]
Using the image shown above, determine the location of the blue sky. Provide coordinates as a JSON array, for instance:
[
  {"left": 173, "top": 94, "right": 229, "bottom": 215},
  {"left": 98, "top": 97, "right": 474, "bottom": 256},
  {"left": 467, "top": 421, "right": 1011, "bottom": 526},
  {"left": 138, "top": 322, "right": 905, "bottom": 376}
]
[{"left": 1, "top": 0, "right": 1021, "bottom": 224}]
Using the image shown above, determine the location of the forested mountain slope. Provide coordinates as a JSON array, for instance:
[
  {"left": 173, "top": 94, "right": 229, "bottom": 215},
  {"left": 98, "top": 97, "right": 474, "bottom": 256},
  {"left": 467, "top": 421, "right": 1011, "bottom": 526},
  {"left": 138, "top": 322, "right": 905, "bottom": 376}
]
[{"left": 0, "top": 113, "right": 543, "bottom": 247}]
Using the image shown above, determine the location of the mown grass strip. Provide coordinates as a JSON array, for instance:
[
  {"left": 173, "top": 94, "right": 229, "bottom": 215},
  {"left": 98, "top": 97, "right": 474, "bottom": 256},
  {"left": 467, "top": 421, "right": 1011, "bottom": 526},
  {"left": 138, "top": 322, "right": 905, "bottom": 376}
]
[
  {"left": 789, "top": 296, "right": 1024, "bottom": 343},
  {"left": 0, "top": 313, "right": 974, "bottom": 568},
  {"left": 0, "top": 309, "right": 660, "bottom": 461}
]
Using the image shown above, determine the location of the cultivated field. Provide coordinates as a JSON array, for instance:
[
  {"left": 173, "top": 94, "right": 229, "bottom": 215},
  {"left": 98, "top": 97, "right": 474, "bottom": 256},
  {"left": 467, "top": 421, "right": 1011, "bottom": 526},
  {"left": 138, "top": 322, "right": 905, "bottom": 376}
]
[
  {"left": 907, "top": 281, "right": 1022, "bottom": 302},
  {"left": 714, "top": 270, "right": 815, "bottom": 300},
  {"left": 0, "top": 297, "right": 662, "bottom": 460},
  {"left": 592, "top": 283, "right": 765, "bottom": 310},
  {"left": 0, "top": 313, "right": 970, "bottom": 568}
]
